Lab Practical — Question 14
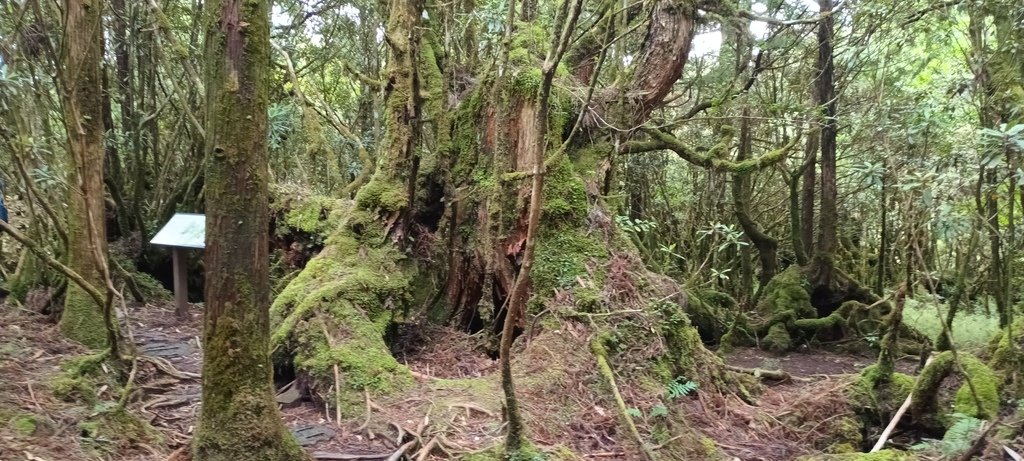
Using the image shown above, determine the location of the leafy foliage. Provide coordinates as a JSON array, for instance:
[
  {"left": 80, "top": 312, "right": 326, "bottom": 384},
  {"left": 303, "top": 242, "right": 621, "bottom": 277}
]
[
  {"left": 665, "top": 377, "right": 698, "bottom": 400},
  {"left": 910, "top": 413, "right": 985, "bottom": 456}
]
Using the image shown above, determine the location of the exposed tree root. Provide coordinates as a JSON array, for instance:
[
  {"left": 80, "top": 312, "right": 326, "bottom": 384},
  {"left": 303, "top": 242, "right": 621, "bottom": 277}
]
[{"left": 592, "top": 335, "right": 657, "bottom": 461}]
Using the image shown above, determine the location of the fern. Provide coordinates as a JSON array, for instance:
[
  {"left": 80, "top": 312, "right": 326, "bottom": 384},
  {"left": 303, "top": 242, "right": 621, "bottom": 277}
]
[
  {"left": 666, "top": 377, "right": 699, "bottom": 400},
  {"left": 626, "top": 407, "right": 643, "bottom": 418},
  {"left": 649, "top": 404, "right": 669, "bottom": 418},
  {"left": 910, "top": 413, "right": 984, "bottom": 456}
]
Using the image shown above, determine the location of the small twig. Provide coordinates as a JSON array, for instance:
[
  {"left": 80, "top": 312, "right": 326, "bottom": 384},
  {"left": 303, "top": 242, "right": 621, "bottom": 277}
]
[
  {"left": 356, "top": 390, "right": 373, "bottom": 432},
  {"left": 651, "top": 434, "right": 685, "bottom": 450},
  {"left": 319, "top": 318, "right": 344, "bottom": 427},
  {"left": 448, "top": 403, "right": 495, "bottom": 417},
  {"left": 118, "top": 356, "right": 139, "bottom": 409},
  {"left": 313, "top": 452, "right": 391, "bottom": 460},
  {"left": 163, "top": 446, "right": 188, "bottom": 461},
  {"left": 138, "top": 355, "right": 199, "bottom": 379}
]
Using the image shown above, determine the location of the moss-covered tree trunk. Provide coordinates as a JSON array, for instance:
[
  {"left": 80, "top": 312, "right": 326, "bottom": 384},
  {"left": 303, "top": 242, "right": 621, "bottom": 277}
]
[
  {"left": 194, "top": 1, "right": 307, "bottom": 459},
  {"left": 59, "top": 0, "right": 113, "bottom": 350},
  {"left": 270, "top": 3, "right": 747, "bottom": 451},
  {"left": 814, "top": 0, "right": 838, "bottom": 260}
]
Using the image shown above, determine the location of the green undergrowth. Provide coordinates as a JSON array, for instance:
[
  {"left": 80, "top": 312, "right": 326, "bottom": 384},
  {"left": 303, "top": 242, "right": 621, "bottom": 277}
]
[
  {"left": 32, "top": 352, "right": 162, "bottom": 456},
  {"left": 110, "top": 251, "right": 173, "bottom": 303},
  {"left": 49, "top": 352, "right": 112, "bottom": 404},
  {"left": 902, "top": 299, "right": 1000, "bottom": 352},
  {"left": 3, "top": 409, "right": 40, "bottom": 437},
  {"left": 461, "top": 444, "right": 574, "bottom": 461},
  {"left": 79, "top": 406, "right": 162, "bottom": 456}
]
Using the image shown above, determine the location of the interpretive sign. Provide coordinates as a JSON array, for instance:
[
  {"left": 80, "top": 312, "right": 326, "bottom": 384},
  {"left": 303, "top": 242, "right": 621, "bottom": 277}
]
[
  {"left": 151, "top": 213, "right": 205, "bottom": 317},
  {"left": 151, "top": 213, "right": 205, "bottom": 249}
]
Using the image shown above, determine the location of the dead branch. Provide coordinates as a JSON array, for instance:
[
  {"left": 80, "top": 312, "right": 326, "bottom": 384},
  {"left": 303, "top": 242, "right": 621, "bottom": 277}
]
[{"left": 725, "top": 364, "right": 807, "bottom": 382}]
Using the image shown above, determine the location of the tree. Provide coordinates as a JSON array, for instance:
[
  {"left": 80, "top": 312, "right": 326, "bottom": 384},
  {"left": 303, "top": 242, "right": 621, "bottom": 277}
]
[
  {"left": 193, "top": 0, "right": 307, "bottom": 459},
  {"left": 58, "top": 0, "right": 116, "bottom": 350}
]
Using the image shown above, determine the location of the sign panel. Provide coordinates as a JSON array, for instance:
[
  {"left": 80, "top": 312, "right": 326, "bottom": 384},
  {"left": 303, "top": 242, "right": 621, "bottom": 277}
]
[{"left": 150, "top": 213, "right": 206, "bottom": 249}]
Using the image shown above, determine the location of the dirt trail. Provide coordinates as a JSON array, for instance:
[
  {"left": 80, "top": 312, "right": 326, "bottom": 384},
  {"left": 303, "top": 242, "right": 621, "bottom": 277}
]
[{"left": 1, "top": 300, "right": 921, "bottom": 461}]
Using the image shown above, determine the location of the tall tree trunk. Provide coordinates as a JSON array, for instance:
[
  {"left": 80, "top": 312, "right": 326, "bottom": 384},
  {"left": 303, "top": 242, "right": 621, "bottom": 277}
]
[
  {"left": 968, "top": 5, "right": 1009, "bottom": 327},
  {"left": 59, "top": 0, "right": 114, "bottom": 350},
  {"left": 875, "top": 165, "right": 888, "bottom": 294},
  {"left": 733, "top": 108, "right": 778, "bottom": 300},
  {"left": 194, "top": 1, "right": 307, "bottom": 459},
  {"left": 799, "top": 123, "right": 817, "bottom": 262},
  {"left": 815, "top": 0, "right": 838, "bottom": 258}
]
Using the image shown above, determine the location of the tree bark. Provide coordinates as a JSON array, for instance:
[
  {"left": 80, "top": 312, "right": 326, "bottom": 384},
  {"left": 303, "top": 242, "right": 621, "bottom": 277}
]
[
  {"left": 733, "top": 108, "right": 778, "bottom": 299},
  {"left": 59, "top": 0, "right": 114, "bottom": 350},
  {"left": 815, "top": 0, "right": 838, "bottom": 257},
  {"left": 799, "top": 124, "right": 817, "bottom": 262},
  {"left": 194, "top": 0, "right": 307, "bottom": 459}
]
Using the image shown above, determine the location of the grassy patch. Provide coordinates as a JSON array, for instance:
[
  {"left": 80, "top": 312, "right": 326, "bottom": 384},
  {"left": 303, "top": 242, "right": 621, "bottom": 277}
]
[{"left": 902, "top": 298, "right": 1000, "bottom": 352}]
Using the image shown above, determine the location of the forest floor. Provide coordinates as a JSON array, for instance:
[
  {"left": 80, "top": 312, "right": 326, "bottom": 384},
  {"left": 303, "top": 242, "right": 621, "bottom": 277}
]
[{"left": 0, "top": 298, "right": 938, "bottom": 461}]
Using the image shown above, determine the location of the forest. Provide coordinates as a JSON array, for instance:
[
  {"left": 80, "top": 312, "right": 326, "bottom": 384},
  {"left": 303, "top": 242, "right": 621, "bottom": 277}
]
[{"left": 1, "top": 0, "right": 1023, "bottom": 459}]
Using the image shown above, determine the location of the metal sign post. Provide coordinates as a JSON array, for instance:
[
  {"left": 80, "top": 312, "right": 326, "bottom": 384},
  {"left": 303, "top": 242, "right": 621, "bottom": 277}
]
[{"left": 150, "top": 213, "right": 205, "bottom": 318}]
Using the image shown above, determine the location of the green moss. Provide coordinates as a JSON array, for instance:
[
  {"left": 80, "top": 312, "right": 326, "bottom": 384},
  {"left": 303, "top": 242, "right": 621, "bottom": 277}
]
[
  {"left": 763, "top": 323, "right": 792, "bottom": 352},
  {"left": 700, "top": 437, "right": 719, "bottom": 457},
  {"left": 50, "top": 375, "right": 95, "bottom": 402},
  {"left": 510, "top": 22, "right": 549, "bottom": 56},
  {"left": 60, "top": 283, "right": 108, "bottom": 349},
  {"left": 512, "top": 68, "right": 543, "bottom": 98},
  {"left": 8, "top": 414, "right": 37, "bottom": 436},
  {"left": 573, "top": 287, "right": 602, "bottom": 313},
  {"left": 851, "top": 364, "right": 914, "bottom": 415},
  {"left": 571, "top": 144, "right": 610, "bottom": 181},
  {"left": 508, "top": 48, "right": 532, "bottom": 67},
  {"left": 657, "top": 300, "right": 710, "bottom": 379},
  {"left": 79, "top": 408, "right": 162, "bottom": 452},
  {"left": 355, "top": 177, "right": 407, "bottom": 213},
  {"left": 699, "top": 290, "right": 737, "bottom": 310},
  {"left": 825, "top": 418, "right": 864, "bottom": 453},
  {"left": 542, "top": 158, "right": 588, "bottom": 225},
  {"left": 49, "top": 352, "right": 108, "bottom": 402},
  {"left": 988, "top": 319, "right": 1024, "bottom": 395},
  {"left": 282, "top": 195, "right": 342, "bottom": 235},
  {"left": 911, "top": 350, "right": 1000, "bottom": 423},
  {"left": 271, "top": 210, "right": 414, "bottom": 418},
  {"left": 463, "top": 446, "right": 504, "bottom": 461},
  {"left": 532, "top": 228, "right": 608, "bottom": 296},
  {"left": 685, "top": 291, "right": 728, "bottom": 342},
  {"left": 755, "top": 266, "right": 815, "bottom": 352},
  {"left": 757, "top": 266, "right": 814, "bottom": 319}
]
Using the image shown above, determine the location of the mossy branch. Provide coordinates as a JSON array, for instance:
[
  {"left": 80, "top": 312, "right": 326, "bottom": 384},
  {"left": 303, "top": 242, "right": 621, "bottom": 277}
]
[
  {"left": 622, "top": 128, "right": 804, "bottom": 173},
  {"left": 0, "top": 219, "right": 105, "bottom": 308}
]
